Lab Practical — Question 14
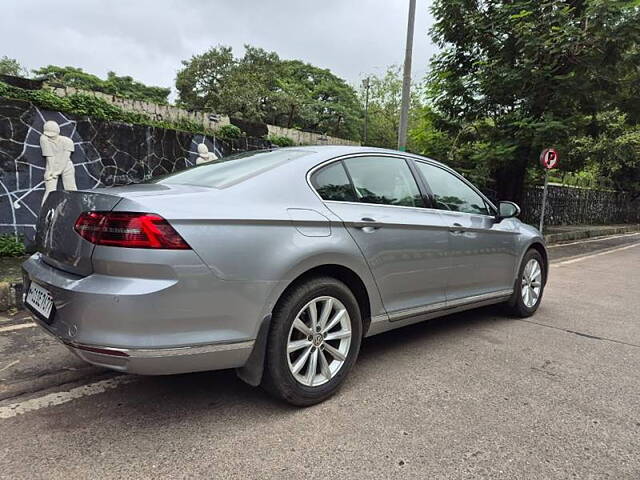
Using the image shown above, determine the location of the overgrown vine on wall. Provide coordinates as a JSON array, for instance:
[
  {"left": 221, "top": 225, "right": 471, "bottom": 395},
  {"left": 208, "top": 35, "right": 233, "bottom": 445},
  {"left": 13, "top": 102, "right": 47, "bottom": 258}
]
[
  {"left": 267, "top": 134, "right": 295, "bottom": 147},
  {"left": 0, "top": 82, "right": 243, "bottom": 140}
]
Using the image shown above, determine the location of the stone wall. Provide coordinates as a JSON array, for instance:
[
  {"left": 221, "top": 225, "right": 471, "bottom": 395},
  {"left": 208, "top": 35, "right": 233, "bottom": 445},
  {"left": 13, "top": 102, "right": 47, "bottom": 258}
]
[
  {"left": 46, "top": 85, "right": 360, "bottom": 147},
  {"left": 0, "top": 97, "right": 270, "bottom": 246}
]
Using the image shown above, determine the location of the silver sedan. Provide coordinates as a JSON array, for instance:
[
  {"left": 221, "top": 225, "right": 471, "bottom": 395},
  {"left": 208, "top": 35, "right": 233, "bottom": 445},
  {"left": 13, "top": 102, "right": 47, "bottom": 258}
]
[{"left": 23, "top": 146, "right": 547, "bottom": 405}]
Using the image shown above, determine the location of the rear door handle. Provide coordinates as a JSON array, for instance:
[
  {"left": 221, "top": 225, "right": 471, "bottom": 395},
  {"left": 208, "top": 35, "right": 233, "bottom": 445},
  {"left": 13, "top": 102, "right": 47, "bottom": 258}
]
[
  {"left": 449, "top": 222, "right": 465, "bottom": 234},
  {"left": 355, "top": 217, "right": 379, "bottom": 232}
]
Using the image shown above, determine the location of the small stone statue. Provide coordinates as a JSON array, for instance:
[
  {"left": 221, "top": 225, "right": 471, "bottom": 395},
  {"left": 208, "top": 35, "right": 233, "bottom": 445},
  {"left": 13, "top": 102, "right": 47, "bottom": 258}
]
[
  {"left": 40, "top": 120, "right": 77, "bottom": 204},
  {"left": 196, "top": 143, "right": 219, "bottom": 165}
]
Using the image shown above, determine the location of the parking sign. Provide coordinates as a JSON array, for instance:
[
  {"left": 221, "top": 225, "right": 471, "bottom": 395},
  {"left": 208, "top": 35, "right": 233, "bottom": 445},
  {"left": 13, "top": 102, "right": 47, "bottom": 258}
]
[{"left": 540, "top": 148, "right": 559, "bottom": 169}]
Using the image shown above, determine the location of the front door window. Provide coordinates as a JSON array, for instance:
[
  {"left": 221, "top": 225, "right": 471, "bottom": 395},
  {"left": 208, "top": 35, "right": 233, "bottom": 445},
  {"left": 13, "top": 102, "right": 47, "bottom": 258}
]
[{"left": 414, "top": 162, "right": 489, "bottom": 215}]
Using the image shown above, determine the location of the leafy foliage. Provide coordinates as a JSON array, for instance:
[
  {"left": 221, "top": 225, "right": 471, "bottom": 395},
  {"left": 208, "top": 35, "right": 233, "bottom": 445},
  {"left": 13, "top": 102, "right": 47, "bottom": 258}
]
[
  {"left": 267, "top": 134, "right": 295, "bottom": 147},
  {"left": 176, "top": 46, "right": 235, "bottom": 113},
  {"left": 566, "top": 110, "right": 640, "bottom": 193},
  {"left": 0, "top": 56, "right": 26, "bottom": 76},
  {"left": 33, "top": 66, "right": 170, "bottom": 104},
  {"left": 359, "top": 66, "right": 425, "bottom": 150},
  {"left": 426, "top": 0, "right": 640, "bottom": 199},
  {"left": 176, "top": 45, "right": 363, "bottom": 140},
  {"left": 217, "top": 124, "right": 242, "bottom": 139},
  {"left": 408, "top": 105, "right": 454, "bottom": 162},
  {"left": 0, "top": 235, "right": 26, "bottom": 257}
]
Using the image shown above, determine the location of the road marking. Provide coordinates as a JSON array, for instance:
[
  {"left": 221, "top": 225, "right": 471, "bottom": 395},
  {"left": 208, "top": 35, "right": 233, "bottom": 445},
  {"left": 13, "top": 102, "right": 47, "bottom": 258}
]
[
  {"left": 552, "top": 241, "right": 640, "bottom": 267},
  {"left": 0, "top": 322, "right": 36, "bottom": 334},
  {"left": 0, "top": 376, "right": 135, "bottom": 420},
  {"left": 548, "top": 232, "right": 640, "bottom": 248}
]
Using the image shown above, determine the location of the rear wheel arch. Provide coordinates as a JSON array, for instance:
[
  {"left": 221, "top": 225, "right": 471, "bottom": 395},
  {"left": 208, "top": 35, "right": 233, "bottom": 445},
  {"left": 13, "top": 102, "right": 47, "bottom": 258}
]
[
  {"left": 276, "top": 264, "right": 372, "bottom": 336},
  {"left": 236, "top": 264, "right": 373, "bottom": 388}
]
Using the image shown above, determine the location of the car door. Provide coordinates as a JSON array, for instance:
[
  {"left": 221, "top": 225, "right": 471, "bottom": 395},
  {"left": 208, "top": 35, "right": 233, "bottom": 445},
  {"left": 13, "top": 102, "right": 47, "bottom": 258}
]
[
  {"left": 413, "top": 160, "right": 519, "bottom": 302},
  {"left": 310, "top": 154, "right": 449, "bottom": 319}
]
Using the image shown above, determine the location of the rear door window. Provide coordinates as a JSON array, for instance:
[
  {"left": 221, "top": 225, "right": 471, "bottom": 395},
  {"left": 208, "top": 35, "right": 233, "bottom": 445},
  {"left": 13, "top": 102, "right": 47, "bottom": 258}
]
[{"left": 342, "top": 156, "right": 423, "bottom": 207}]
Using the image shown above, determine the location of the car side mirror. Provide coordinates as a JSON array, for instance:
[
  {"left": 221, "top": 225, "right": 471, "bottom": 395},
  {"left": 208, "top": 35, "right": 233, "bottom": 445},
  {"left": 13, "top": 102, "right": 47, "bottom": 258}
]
[{"left": 496, "top": 201, "right": 520, "bottom": 222}]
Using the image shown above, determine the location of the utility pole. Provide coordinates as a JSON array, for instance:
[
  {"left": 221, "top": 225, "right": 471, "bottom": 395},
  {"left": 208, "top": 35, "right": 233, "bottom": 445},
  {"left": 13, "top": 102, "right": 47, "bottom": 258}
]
[
  {"left": 362, "top": 77, "right": 370, "bottom": 145},
  {"left": 397, "top": 0, "right": 416, "bottom": 152}
]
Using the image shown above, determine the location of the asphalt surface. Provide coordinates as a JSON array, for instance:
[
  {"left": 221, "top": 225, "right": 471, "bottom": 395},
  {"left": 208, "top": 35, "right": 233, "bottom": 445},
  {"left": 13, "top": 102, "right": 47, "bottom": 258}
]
[{"left": 1, "top": 233, "right": 639, "bottom": 479}]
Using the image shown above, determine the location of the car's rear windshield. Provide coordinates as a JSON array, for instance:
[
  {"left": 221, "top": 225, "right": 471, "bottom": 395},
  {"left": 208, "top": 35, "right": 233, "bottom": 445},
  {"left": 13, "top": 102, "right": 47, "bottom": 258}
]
[{"left": 152, "top": 149, "right": 313, "bottom": 188}]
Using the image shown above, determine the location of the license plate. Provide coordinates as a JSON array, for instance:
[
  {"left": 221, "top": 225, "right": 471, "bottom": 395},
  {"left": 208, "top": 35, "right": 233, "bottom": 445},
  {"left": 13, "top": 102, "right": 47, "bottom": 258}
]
[{"left": 26, "top": 282, "right": 54, "bottom": 322}]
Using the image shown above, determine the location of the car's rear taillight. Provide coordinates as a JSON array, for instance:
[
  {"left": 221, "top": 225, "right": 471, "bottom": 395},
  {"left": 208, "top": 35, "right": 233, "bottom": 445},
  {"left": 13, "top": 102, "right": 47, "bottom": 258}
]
[{"left": 74, "top": 212, "right": 190, "bottom": 249}]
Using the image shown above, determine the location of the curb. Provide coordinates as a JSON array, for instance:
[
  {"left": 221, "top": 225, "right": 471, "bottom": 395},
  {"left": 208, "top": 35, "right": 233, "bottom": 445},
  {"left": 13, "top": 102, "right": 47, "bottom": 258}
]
[
  {"left": 2, "top": 224, "right": 639, "bottom": 313},
  {"left": 544, "top": 224, "right": 640, "bottom": 245}
]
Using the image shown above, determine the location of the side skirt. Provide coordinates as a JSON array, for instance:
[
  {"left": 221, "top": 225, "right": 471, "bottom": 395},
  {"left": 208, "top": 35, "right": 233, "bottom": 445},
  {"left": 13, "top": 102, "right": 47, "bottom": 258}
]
[{"left": 365, "top": 290, "right": 513, "bottom": 337}]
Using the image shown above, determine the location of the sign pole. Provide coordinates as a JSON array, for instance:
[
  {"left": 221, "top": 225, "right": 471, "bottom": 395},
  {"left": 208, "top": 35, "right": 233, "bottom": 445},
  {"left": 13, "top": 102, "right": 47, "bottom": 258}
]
[
  {"left": 539, "top": 169, "right": 549, "bottom": 233},
  {"left": 538, "top": 147, "right": 559, "bottom": 234}
]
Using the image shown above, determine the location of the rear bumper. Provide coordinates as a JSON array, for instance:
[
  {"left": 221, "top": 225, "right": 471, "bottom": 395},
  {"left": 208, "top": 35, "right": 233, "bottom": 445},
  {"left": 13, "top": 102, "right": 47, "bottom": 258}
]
[
  {"left": 65, "top": 334, "right": 254, "bottom": 375},
  {"left": 22, "top": 252, "right": 268, "bottom": 374},
  {"left": 29, "top": 312, "right": 254, "bottom": 374}
]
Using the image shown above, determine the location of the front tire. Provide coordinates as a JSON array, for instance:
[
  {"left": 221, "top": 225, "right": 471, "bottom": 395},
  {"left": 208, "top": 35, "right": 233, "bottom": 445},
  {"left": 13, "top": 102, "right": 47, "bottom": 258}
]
[
  {"left": 262, "top": 276, "right": 362, "bottom": 406},
  {"left": 506, "top": 249, "right": 546, "bottom": 317}
]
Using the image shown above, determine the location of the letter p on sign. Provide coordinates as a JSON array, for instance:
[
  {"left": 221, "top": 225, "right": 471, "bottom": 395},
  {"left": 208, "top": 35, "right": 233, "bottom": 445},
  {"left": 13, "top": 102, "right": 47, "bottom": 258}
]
[{"left": 540, "top": 148, "right": 559, "bottom": 170}]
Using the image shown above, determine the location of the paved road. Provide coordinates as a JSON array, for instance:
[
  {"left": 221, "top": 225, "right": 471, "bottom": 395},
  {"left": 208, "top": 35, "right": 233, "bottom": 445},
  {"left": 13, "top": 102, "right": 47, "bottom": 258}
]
[{"left": 1, "top": 234, "right": 639, "bottom": 479}]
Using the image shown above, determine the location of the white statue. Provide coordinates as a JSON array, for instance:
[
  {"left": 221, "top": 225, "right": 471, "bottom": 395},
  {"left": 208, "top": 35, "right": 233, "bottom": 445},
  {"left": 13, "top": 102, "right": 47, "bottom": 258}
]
[
  {"left": 40, "top": 120, "right": 77, "bottom": 204},
  {"left": 196, "top": 143, "right": 218, "bottom": 165}
]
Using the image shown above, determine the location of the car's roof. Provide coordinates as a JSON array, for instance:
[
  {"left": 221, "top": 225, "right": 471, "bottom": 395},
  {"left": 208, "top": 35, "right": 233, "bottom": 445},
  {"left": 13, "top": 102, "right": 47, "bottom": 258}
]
[{"left": 275, "top": 145, "right": 449, "bottom": 170}]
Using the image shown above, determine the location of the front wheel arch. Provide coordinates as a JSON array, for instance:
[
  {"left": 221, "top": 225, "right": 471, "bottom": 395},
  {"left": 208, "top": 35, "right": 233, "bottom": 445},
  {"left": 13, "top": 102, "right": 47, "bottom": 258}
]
[
  {"left": 506, "top": 248, "right": 546, "bottom": 317},
  {"left": 528, "top": 242, "right": 549, "bottom": 285},
  {"left": 515, "top": 241, "right": 548, "bottom": 287}
]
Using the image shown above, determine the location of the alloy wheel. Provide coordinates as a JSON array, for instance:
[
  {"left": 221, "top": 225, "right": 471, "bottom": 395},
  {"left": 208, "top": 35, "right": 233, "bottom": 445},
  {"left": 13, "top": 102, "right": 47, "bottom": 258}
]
[
  {"left": 286, "top": 296, "right": 352, "bottom": 387},
  {"left": 521, "top": 258, "right": 542, "bottom": 308}
]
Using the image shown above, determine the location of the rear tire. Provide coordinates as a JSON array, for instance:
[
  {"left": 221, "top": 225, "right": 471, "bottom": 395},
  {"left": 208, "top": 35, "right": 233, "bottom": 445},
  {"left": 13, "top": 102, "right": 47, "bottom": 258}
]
[
  {"left": 505, "top": 249, "right": 546, "bottom": 317},
  {"left": 262, "top": 276, "right": 362, "bottom": 406}
]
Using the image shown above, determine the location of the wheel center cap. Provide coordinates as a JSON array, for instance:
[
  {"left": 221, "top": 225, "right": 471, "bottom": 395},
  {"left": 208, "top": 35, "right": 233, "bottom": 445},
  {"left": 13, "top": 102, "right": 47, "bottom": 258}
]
[{"left": 312, "top": 333, "right": 323, "bottom": 347}]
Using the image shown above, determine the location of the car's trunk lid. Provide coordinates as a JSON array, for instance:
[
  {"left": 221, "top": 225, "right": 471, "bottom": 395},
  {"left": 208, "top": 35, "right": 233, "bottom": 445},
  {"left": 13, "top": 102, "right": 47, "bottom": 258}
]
[{"left": 36, "top": 190, "right": 123, "bottom": 276}]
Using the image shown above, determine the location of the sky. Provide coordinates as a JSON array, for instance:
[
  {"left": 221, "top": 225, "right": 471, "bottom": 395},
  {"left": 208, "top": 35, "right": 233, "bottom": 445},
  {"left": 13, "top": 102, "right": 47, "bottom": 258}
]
[{"left": 1, "top": 0, "right": 438, "bottom": 96}]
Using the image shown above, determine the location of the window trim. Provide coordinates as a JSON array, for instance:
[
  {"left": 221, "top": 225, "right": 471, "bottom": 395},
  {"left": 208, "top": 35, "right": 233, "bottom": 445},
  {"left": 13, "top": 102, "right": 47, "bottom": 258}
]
[
  {"left": 411, "top": 159, "right": 498, "bottom": 217},
  {"left": 307, "top": 153, "right": 434, "bottom": 210},
  {"left": 309, "top": 159, "right": 358, "bottom": 203}
]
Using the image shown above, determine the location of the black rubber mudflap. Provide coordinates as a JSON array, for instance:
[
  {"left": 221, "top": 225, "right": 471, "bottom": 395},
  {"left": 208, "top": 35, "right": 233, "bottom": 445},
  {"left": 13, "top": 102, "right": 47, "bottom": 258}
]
[{"left": 236, "top": 314, "right": 272, "bottom": 387}]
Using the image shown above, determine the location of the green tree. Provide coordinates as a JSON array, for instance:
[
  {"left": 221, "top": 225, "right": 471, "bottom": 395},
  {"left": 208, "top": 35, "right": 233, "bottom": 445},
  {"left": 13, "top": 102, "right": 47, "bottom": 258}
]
[
  {"left": 176, "top": 45, "right": 362, "bottom": 140},
  {"left": 568, "top": 110, "right": 640, "bottom": 193},
  {"left": 218, "top": 46, "right": 282, "bottom": 121},
  {"left": 0, "top": 56, "right": 25, "bottom": 76},
  {"left": 176, "top": 46, "right": 236, "bottom": 111},
  {"left": 408, "top": 105, "right": 454, "bottom": 162},
  {"left": 302, "top": 63, "right": 362, "bottom": 140},
  {"left": 360, "top": 66, "right": 424, "bottom": 149},
  {"left": 427, "top": 0, "right": 640, "bottom": 201},
  {"left": 103, "top": 71, "right": 170, "bottom": 104},
  {"left": 33, "top": 65, "right": 170, "bottom": 103}
]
